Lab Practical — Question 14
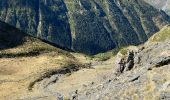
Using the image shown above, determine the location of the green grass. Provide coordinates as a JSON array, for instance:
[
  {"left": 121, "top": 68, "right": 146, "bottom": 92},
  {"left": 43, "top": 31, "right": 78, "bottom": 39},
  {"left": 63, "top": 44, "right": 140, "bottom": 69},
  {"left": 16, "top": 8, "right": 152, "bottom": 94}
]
[
  {"left": 93, "top": 46, "right": 132, "bottom": 61},
  {"left": 120, "top": 48, "right": 128, "bottom": 55},
  {"left": 93, "top": 48, "right": 120, "bottom": 61},
  {"left": 152, "top": 26, "right": 170, "bottom": 42}
]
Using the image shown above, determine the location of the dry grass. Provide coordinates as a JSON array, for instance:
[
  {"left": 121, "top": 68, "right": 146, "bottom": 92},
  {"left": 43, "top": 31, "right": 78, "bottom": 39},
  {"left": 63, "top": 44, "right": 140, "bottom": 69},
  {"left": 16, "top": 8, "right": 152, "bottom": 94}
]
[
  {"left": 0, "top": 38, "right": 78, "bottom": 100},
  {"left": 0, "top": 52, "right": 81, "bottom": 99},
  {"left": 0, "top": 36, "right": 71, "bottom": 58}
]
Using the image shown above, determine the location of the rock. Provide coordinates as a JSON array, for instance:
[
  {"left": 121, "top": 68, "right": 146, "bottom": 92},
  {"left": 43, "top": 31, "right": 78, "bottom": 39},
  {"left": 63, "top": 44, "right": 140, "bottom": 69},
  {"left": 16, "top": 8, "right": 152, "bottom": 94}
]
[
  {"left": 162, "top": 82, "right": 170, "bottom": 91},
  {"left": 155, "top": 56, "right": 170, "bottom": 67},
  {"left": 128, "top": 75, "right": 140, "bottom": 82},
  {"left": 160, "top": 92, "right": 170, "bottom": 100},
  {"left": 71, "top": 90, "right": 78, "bottom": 100},
  {"left": 152, "top": 75, "right": 162, "bottom": 83}
]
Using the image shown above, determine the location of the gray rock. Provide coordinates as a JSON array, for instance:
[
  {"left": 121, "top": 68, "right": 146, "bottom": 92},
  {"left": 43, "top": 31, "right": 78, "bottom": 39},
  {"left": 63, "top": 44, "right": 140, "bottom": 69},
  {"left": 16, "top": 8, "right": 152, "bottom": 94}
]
[
  {"left": 160, "top": 92, "right": 170, "bottom": 100},
  {"left": 128, "top": 74, "right": 140, "bottom": 82}
]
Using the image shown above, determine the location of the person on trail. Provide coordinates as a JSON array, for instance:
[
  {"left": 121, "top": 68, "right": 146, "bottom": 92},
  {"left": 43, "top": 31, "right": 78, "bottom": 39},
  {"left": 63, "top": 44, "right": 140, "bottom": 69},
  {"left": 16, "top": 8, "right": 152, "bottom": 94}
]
[
  {"left": 126, "top": 51, "right": 135, "bottom": 71},
  {"left": 127, "top": 51, "right": 134, "bottom": 63},
  {"left": 118, "top": 58, "right": 126, "bottom": 73}
]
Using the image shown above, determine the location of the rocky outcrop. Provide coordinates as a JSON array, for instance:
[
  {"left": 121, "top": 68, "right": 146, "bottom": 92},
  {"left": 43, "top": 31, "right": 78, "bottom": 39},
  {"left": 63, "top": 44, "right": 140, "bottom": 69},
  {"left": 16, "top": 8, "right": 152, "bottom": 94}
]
[{"left": 0, "top": 0, "right": 170, "bottom": 54}]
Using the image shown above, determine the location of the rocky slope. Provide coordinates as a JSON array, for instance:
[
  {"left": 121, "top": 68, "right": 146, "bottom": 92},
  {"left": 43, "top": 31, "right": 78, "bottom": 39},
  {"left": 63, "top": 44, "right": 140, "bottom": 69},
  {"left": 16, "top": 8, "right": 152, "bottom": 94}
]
[
  {"left": 145, "top": 0, "right": 170, "bottom": 15},
  {"left": 0, "top": 0, "right": 170, "bottom": 54},
  {"left": 71, "top": 25, "right": 170, "bottom": 100}
]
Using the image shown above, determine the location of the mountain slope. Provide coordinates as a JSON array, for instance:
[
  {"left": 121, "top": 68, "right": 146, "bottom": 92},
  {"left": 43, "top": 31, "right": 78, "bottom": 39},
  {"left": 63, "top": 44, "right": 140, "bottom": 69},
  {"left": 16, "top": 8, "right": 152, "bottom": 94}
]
[
  {"left": 149, "top": 25, "right": 170, "bottom": 42},
  {"left": 145, "top": 0, "right": 170, "bottom": 15},
  {"left": 0, "top": 21, "right": 28, "bottom": 50},
  {"left": 0, "top": 0, "right": 170, "bottom": 54},
  {"left": 72, "top": 25, "right": 170, "bottom": 100},
  {"left": 0, "top": 21, "right": 89, "bottom": 100},
  {"left": 0, "top": 20, "right": 170, "bottom": 100}
]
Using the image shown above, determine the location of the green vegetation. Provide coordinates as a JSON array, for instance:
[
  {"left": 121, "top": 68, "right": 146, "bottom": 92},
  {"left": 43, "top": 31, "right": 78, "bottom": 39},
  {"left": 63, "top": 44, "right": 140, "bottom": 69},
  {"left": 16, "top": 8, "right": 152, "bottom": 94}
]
[
  {"left": 120, "top": 48, "right": 128, "bottom": 55},
  {"left": 94, "top": 48, "right": 120, "bottom": 61},
  {"left": 152, "top": 26, "right": 170, "bottom": 42}
]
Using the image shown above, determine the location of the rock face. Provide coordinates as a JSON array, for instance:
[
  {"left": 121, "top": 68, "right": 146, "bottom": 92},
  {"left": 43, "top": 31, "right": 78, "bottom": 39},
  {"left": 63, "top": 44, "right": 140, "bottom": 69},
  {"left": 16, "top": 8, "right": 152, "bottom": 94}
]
[
  {"left": 0, "top": 0, "right": 170, "bottom": 54},
  {"left": 145, "top": 0, "right": 170, "bottom": 15}
]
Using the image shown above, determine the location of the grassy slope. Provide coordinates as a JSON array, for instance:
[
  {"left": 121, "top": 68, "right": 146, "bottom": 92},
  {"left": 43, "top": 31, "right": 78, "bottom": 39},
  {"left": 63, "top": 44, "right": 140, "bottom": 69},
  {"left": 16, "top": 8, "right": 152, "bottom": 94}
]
[
  {"left": 0, "top": 21, "right": 117, "bottom": 100},
  {"left": 0, "top": 22, "right": 86, "bottom": 100},
  {"left": 149, "top": 25, "right": 170, "bottom": 42}
]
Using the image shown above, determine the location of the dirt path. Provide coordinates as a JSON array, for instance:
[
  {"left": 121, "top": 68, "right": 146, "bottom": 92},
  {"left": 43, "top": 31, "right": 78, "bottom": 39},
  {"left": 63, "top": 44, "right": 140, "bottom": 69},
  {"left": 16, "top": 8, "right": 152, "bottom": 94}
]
[{"left": 29, "top": 55, "right": 116, "bottom": 99}]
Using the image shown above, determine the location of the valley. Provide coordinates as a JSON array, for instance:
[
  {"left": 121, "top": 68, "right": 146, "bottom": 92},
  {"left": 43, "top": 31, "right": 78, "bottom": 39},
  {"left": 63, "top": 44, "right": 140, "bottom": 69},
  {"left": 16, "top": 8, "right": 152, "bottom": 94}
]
[
  {"left": 0, "top": 20, "right": 170, "bottom": 99},
  {"left": 0, "top": 0, "right": 170, "bottom": 100}
]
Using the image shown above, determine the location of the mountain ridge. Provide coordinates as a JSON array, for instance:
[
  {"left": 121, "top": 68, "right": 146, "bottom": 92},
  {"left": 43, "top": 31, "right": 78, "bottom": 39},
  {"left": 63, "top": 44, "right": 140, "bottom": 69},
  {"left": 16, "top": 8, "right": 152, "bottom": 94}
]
[{"left": 145, "top": 0, "right": 170, "bottom": 15}]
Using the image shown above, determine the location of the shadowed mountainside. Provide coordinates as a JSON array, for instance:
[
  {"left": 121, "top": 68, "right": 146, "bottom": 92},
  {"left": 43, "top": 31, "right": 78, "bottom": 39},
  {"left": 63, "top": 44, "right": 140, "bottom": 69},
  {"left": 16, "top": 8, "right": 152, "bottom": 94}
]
[
  {"left": 0, "top": 21, "right": 27, "bottom": 50},
  {"left": 0, "top": 21, "right": 73, "bottom": 52}
]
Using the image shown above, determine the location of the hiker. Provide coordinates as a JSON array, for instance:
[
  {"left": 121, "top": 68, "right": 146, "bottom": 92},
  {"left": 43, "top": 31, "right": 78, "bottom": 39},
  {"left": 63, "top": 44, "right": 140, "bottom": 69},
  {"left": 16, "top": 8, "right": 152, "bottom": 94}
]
[
  {"left": 127, "top": 51, "right": 134, "bottom": 63},
  {"left": 118, "top": 58, "right": 126, "bottom": 73},
  {"left": 137, "top": 56, "right": 141, "bottom": 64},
  {"left": 125, "top": 51, "right": 135, "bottom": 71}
]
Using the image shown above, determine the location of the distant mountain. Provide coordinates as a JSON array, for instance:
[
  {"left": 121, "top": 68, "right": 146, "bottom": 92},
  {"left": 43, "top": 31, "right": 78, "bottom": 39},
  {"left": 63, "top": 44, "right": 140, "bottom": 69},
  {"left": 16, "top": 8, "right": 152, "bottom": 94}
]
[
  {"left": 0, "top": 0, "right": 170, "bottom": 54},
  {"left": 145, "top": 0, "right": 170, "bottom": 15}
]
